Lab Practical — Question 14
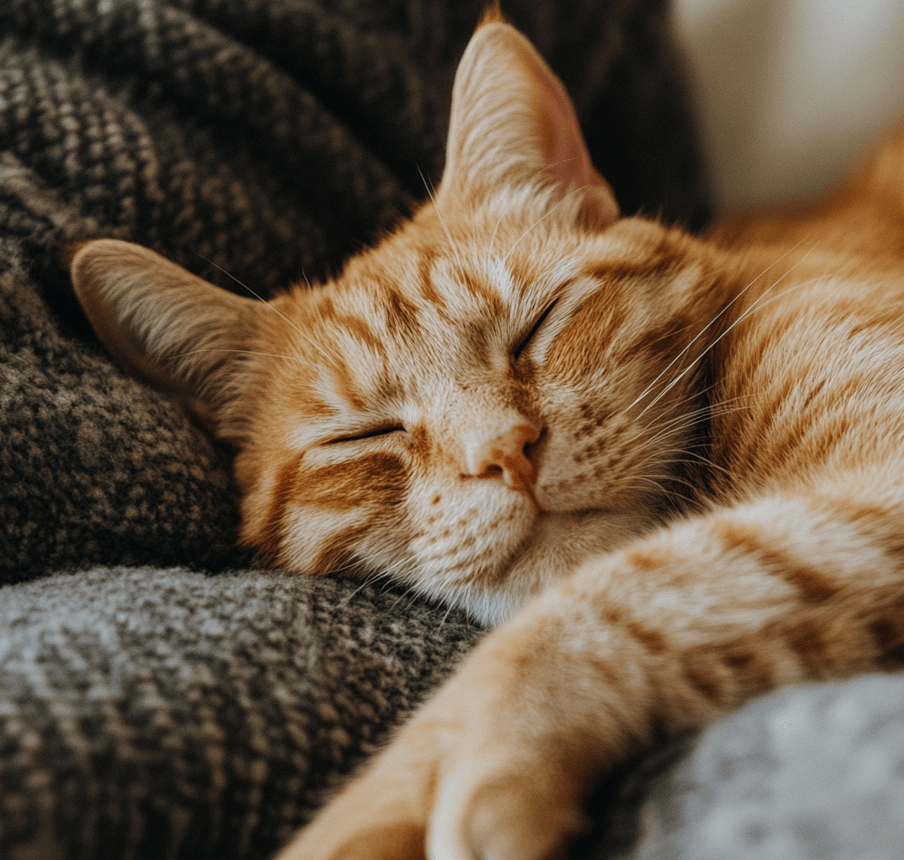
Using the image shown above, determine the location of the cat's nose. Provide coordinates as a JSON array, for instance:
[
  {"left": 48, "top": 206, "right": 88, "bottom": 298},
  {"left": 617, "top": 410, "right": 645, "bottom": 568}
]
[{"left": 463, "top": 421, "right": 541, "bottom": 511}]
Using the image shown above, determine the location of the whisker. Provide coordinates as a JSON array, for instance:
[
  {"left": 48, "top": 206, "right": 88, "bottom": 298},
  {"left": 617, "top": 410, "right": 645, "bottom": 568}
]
[
  {"left": 169, "top": 347, "right": 307, "bottom": 365},
  {"left": 626, "top": 237, "right": 819, "bottom": 419},
  {"left": 640, "top": 397, "right": 752, "bottom": 449},
  {"left": 667, "top": 455, "right": 735, "bottom": 479},
  {"left": 488, "top": 208, "right": 507, "bottom": 258},
  {"left": 197, "top": 254, "right": 346, "bottom": 373},
  {"left": 635, "top": 244, "right": 823, "bottom": 421},
  {"left": 619, "top": 476, "right": 697, "bottom": 509},
  {"left": 418, "top": 166, "right": 467, "bottom": 275},
  {"left": 335, "top": 576, "right": 380, "bottom": 609},
  {"left": 502, "top": 183, "right": 585, "bottom": 266}
]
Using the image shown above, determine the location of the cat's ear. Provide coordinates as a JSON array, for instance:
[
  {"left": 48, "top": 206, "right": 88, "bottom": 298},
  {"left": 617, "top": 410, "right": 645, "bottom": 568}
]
[
  {"left": 438, "top": 19, "right": 619, "bottom": 229},
  {"left": 70, "top": 239, "right": 261, "bottom": 437}
]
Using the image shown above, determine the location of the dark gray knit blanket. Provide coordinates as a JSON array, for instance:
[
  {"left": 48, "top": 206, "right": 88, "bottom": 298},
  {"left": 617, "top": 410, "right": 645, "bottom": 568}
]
[{"left": 1, "top": 1, "right": 901, "bottom": 859}]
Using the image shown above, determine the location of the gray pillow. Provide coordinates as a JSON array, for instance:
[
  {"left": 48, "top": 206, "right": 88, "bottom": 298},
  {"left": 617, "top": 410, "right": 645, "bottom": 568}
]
[{"left": 585, "top": 674, "right": 904, "bottom": 860}]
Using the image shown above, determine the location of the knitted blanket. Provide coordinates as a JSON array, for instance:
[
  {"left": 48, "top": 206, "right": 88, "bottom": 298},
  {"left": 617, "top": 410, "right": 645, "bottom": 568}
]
[{"left": 3, "top": 2, "right": 901, "bottom": 859}]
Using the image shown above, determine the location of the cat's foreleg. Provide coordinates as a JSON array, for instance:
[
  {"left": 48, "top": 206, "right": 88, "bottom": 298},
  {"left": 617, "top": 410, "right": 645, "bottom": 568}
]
[{"left": 277, "top": 481, "right": 904, "bottom": 860}]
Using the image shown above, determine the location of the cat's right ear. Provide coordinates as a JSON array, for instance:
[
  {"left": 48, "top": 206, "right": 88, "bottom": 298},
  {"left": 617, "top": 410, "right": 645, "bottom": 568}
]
[
  {"left": 438, "top": 19, "right": 619, "bottom": 229},
  {"left": 70, "top": 239, "right": 261, "bottom": 437}
]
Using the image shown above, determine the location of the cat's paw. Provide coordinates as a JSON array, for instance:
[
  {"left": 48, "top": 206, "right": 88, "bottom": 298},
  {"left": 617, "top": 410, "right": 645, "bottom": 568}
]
[
  {"left": 276, "top": 614, "right": 608, "bottom": 860},
  {"left": 425, "top": 753, "right": 590, "bottom": 860}
]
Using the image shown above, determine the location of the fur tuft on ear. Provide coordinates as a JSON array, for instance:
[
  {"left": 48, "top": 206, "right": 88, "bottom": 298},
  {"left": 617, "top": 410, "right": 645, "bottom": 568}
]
[
  {"left": 438, "top": 21, "right": 619, "bottom": 229},
  {"left": 70, "top": 239, "right": 261, "bottom": 437},
  {"left": 477, "top": 0, "right": 506, "bottom": 27}
]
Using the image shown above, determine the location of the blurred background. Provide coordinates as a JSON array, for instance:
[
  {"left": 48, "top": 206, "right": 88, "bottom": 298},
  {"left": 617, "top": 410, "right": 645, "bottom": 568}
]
[{"left": 672, "top": 0, "right": 904, "bottom": 213}]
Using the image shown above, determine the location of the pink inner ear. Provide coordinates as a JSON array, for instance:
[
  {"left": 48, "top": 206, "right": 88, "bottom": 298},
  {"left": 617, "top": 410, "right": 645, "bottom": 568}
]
[
  {"left": 522, "top": 46, "right": 620, "bottom": 228},
  {"left": 574, "top": 179, "right": 621, "bottom": 228}
]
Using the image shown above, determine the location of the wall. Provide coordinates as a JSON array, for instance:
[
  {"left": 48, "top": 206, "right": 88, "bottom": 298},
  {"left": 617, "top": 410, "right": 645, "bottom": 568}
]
[{"left": 672, "top": 0, "right": 904, "bottom": 212}]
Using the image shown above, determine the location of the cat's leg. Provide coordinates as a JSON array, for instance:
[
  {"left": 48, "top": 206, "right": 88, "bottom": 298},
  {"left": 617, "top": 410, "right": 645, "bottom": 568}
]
[{"left": 277, "top": 475, "right": 904, "bottom": 860}]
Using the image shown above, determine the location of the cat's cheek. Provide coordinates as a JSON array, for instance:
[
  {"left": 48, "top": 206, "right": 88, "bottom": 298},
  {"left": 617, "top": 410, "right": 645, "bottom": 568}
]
[
  {"left": 532, "top": 399, "right": 671, "bottom": 517},
  {"left": 236, "top": 444, "right": 411, "bottom": 574},
  {"left": 276, "top": 504, "right": 373, "bottom": 572},
  {"left": 456, "top": 510, "right": 655, "bottom": 625}
]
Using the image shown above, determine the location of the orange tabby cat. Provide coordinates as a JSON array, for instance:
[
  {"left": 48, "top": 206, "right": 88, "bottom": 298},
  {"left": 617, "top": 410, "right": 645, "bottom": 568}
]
[{"left": 70, "top": 11, "right": 904, "bottom": 860}]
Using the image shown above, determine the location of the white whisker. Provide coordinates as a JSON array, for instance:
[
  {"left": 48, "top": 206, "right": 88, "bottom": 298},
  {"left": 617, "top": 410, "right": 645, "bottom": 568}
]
[
  {"left": 170, "top": 347, "right": 307, "bottom": 365},
  {"left": 502, "top": 183, "right": 584, "bottom": 266},
  {"left": 634, "top": 242, "right": 823, "bottom": 422},
  {"left": 626, "top": 238, "right": 819, "bottom": 419},
  {"left": 418, "top": 166, "right": 468, "bottom": 275},
  {"left": 198, "top": 255, "right": 346, "bottom": 373}
]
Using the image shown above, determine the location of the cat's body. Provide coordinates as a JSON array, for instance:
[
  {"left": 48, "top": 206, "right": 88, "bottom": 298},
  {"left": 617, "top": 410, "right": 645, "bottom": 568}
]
[{"left": 70, "top": 12, "right": 904, "bottom": 860}]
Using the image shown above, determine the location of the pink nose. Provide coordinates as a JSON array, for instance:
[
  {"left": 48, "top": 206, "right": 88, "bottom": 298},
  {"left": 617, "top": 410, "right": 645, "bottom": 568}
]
[{"left": 464, "top": 422, "right": 541, "bottom": 511}]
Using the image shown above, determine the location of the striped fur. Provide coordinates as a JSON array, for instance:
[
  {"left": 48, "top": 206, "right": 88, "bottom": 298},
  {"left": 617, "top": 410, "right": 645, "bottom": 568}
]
[{"left": 71, "top": 17, "right": 904, "bottom": 859}]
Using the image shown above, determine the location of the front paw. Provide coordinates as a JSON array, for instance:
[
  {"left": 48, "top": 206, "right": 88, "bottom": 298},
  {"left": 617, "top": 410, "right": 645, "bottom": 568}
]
[
  {"left": 274, "top": 712, "right": 441, "bottom": 860},
  {"left": 277, "top": 615, "right": 614, "bottom": 860},
  {"left": 426, "top": 748, "right": 591, "bottom": 860}
]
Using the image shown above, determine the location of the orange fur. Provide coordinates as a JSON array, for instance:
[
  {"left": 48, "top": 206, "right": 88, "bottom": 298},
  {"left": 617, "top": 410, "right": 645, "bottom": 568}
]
[{"left": 69, "top": 19, "right": 904, "bottom": 860}]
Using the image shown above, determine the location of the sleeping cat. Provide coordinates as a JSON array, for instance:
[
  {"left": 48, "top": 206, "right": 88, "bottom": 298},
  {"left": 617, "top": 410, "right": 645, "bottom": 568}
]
[{"left": 70, "top": 11, "right": 904, "bottom": 860}]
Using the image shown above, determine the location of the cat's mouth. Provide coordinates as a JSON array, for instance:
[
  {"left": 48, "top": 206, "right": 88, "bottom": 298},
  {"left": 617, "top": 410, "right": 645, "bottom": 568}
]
[{"left": 508, "top": 470, "right": 541, "bottom": 514}]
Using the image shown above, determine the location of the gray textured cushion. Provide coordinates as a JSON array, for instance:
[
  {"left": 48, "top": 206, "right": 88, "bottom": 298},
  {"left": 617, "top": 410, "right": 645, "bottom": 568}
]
[
  {"left": 0, "top": 567, "right": 480, "bottom": 859},
  {"left": 586, "top": 674, "right": 904, "bottom": 860}
]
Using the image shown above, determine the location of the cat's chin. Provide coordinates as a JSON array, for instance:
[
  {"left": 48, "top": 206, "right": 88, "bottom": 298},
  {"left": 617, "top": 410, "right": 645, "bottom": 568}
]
[{"left": 445, "top": 507, "right": 654, "bottom": 627}]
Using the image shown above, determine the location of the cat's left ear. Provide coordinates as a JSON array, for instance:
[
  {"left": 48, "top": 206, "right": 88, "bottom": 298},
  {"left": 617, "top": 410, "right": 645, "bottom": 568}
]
[
  {"left": 69, "top": 239, "right": 262, "bottom": 441},
  {"left": 438, "top": 18, "right": 619, "bottom": 229}
]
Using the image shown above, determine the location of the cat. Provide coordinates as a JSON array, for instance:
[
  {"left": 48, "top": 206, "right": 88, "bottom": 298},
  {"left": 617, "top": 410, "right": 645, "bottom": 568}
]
[{"left": 70, "top": 10, "right": 904, "bottom": 860}]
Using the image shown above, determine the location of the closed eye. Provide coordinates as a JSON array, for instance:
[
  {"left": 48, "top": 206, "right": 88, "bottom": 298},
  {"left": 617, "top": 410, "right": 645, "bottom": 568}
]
[
  {"left": 513, "top": 299, "right": 559, "bottom": 359},
  {"left": 325, "top": 425, "right": 405, "bottom": 445}
]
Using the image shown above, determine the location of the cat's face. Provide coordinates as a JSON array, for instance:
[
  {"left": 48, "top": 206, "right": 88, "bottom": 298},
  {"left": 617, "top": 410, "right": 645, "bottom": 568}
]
[
  {"left": 70, "top": 21, "right": 724, "bottom": 623},
  {"left": 234, "top": 204, "right": 717, "bottom": 621}
]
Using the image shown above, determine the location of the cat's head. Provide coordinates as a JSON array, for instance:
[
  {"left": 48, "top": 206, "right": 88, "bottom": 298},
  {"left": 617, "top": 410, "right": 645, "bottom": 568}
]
[{"left": 70, "top": 18, "right": 723, "bottom": 624}]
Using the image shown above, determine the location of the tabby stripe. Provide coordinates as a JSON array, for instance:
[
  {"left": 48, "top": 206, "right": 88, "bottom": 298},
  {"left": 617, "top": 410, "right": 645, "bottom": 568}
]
[
  {"left": 383, "top": 288, "right": 421, "bottom": 342},
  {"left": 456, "top": 268, "right": 504, "bottom": 314},
  {"left": 784, "top": 618, "right": 840, "bottom": 675},
  {"left": 416, "top": 247, "right": 447, "bottom": 310},
  {"left": 765, "top": 376, "right": 869, "bottom": 469},
  {"left": 333, "top": 310, "right": 387, "bottom": 356},
  {"left": 276, "top": 506, "right": 372, "bottom": 572},
  {"left": 721, "top": 646, "right": 777, "bottom": 691},
  {"left": 868, "top": 616, "right": 904, "bottom": 668},
  {"left": 680, "top": 655, "right": 728, "bottom": 705},
  {"left": 582, "top": 252, "right": 676, "bottom": 287},
  {"left": 259, "top": 451, "right": 407, "bottom": 570},
  {"left": 621, "top": 618, "right": 668, "bottom": 654},
  {"left": 310, "top": 523, "right": 374, "bottom": 575},
  {"left": 820, "top": 496, "right": 904, "bottom": 562},
  {"left": 712, "top": 519, "right": 840, "bottom": 604},
  {"left": 618, "top": 316, "right": 694, "bottom": 368}
]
